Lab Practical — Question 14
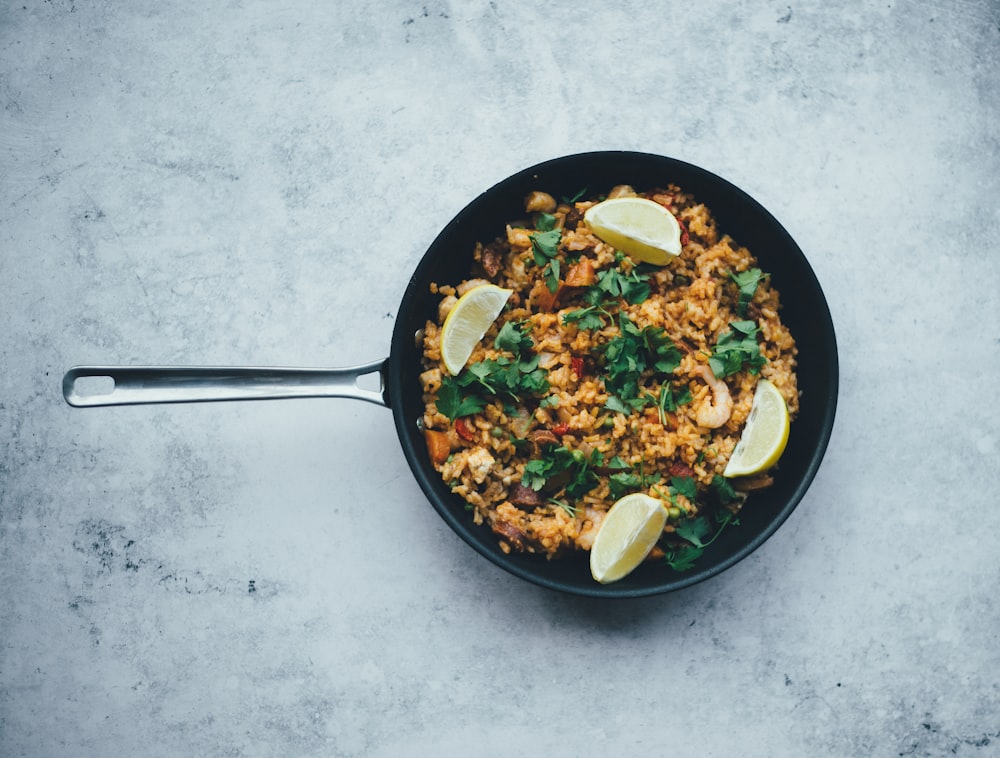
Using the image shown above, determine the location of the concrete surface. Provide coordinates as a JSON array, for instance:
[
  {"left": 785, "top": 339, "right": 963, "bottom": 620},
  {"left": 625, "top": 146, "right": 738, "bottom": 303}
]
[{"left": 2, "top": 1, "right": 999, "bottom": 756}]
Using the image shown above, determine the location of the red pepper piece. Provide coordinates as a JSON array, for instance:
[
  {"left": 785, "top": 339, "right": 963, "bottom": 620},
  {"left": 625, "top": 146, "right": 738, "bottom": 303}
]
[
  {"left": 571, "top": 356, "right": 585, "bottom": 378},
  {"left": 676, "top": 216, "right": 691, "bottom": 246},
  {"left": 455, "top": 417, "right": 476, "bottom": 441},
  {"left": 552, "top": 422, "right": 570, "bottom": 437}
]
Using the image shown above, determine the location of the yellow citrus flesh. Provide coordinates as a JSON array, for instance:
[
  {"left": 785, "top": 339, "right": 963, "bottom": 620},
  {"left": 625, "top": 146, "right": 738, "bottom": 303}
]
[
  {"left": 440, "top": 283, "right": 512, "bottom": 375},
  {"left": 583, "top": 197, "right": 682, "bottom": 265},
  {"left": 723, "top": 379, "right": 791, "bottom": 478},
  {"left": 589, "top": 493, "right": 668, "bottom": 584}
]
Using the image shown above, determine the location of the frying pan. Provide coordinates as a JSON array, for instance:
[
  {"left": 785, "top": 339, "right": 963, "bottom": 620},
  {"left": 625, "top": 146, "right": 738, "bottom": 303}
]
[{"left": 63, "top": 151, "right": 839, "bottom": 598}]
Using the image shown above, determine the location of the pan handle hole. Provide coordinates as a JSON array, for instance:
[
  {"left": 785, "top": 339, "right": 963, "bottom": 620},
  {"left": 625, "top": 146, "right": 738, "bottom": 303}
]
[
  {"left": 74, "top": 375, "right": 115, "bottom": 397},
  {"left": 355, "top": 370, "right": 382, "bottom": 394}
]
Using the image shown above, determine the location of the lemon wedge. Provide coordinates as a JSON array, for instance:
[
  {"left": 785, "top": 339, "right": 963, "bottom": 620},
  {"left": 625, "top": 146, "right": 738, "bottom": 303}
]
[
  {"left": 440, "top": 283, "right": 512, "bottom": 375},
  {"left": 583, "top": 197, "right": 682, "bottom": 265},
  {"left": 589, "top": 492, "right": 668, "bottom": 584},
  {"left": 723, "top": 379, "right": 790, "bottom": 477}
]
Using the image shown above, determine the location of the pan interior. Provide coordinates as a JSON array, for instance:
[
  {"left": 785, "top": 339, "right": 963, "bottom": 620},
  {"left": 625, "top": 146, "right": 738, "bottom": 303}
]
[{"left": 388, "top": 152, "right": 838, "bottom": 598}]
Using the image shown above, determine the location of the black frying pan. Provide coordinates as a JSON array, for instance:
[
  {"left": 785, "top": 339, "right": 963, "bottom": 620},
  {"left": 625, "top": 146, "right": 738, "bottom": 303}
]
[{"left": 64, "top": 151, "right": 839, "bottom": 598}]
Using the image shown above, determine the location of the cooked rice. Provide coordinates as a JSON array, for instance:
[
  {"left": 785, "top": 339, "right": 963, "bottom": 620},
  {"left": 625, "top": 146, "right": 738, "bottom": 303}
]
[{"left": 420, "top": 184, "right": 798, "bottom": 559}]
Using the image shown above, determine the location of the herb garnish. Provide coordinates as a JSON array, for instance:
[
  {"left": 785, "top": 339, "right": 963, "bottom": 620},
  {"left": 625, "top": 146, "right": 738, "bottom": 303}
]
[
  {"left": 661, "top": 475, "right": 743, "bottom": 572},
  {"left": 522, "top": 445, "right": 602, "bottom": 498},
  {"left": 562, "top": 305, "right": 609, "bottom": 331},
  {"left": 729, "top": 268, "right": 765, "bottom": 318},
  {"left": 608, "top": 461, "right": 662, "bottom": 500},
  {"left": 597, "top": 314, "right": 683, "bottom": 409},
  {"left": 561, "top": 260, "right": 653, "bottom": 330},
  {"left": 593, "top": 262, "right": 652, "bottom": 306},
  {"left": 708, "top": 320, "right": 767, "bottom": 379},
  {"left": 436, "top": 321, "right": 549, "bottom": 421},
  {"left": 663, "top": 510, "right": 739, "bottom": 572},
  {"left": 631, "top": 382, "right": 693, "bottom": 425},
  {"left": 535, "top": 213, "right": 558, "bottom": 232},
  {"left": 529, "top": 229, "right": 562, "bottom": 293},
  {"left": 436, "top": 379, "right": 487, "bottom": 421},
  {"left": 494, "top": 320, "right": 533, "bottom": 354}
]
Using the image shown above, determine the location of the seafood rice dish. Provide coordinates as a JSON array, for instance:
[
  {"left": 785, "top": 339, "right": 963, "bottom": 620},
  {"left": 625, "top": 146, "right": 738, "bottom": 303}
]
[{"left": 419, "top": 183, "right": 798, "bottom": 568}]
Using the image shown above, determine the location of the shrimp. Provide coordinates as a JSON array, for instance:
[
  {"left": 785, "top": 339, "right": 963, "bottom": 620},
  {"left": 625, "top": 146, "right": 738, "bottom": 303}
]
[
  {"left": 693, "top": 364, "right": 733, "bottom": 429},
  {"left": 575, "top": 507, "right": 606, "bottom": 551}
]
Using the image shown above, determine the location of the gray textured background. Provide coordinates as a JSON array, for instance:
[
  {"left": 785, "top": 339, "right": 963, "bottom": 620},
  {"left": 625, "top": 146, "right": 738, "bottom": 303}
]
[{"left": 2, "top": 1, "right": 999, "bottom": 756}]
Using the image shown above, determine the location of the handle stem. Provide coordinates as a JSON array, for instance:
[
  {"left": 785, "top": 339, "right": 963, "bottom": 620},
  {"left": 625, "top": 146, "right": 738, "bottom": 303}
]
[{"left": 62, "top": 361, "right": 390, "bottom": 408}]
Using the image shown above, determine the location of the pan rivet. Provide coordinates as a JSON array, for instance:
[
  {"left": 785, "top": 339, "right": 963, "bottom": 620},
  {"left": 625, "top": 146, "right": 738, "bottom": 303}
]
[
  {"left": 414, "top": 328, "right": 425, "bottom": 348},
  {"left": 415, "top": 417, "right": 425, "bottom": 430}
]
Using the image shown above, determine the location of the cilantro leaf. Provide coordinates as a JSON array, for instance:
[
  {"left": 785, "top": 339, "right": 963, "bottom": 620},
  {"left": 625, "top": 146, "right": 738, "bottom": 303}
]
[
  {"left": 535, "top": 212, "right": 558, "bottom": 231},
  {"left": 562, "top": 306, "right": 607, "bottom": 331},
  {"left": 709, "top": 475, "right": 740, "bottom": 506},
  {"left": 529, "top": 229, "right": 561, "bottom": 265},
  {"left": 528, "top": 229, "right": 562, "bottom": 294},
  {"left": 438, "top": 346, "right": 551, "bottom": 422},
  {"left": 674, "top": 516, "right": 712, "bottom": 548},
  {"left": 562, "top": 187, "right": 587, "bottom": 204},
  {"left": 595, "top": 266, "right": 651, "bottom": 305},
  {"left": 544, "top": 259, "right": 560, "bottom": 293},
  {"left": 597, "top": 314, "right": 683, "bottom": 408},
  {"left": 729, "top": 268, "right": 765, "bottom": 318},
  {"left": 605, "top": 455, "right": 631, "bottom": 470},
  {"left": 669, "top": 475, "right": 697, "bottom": 501},
  {"left": 609, "top": 471, "right": 643, "bottom": 500},
  {"left": 436, "top": 376, "right": 487, "bottom": 421},
  {"left": 604, "top": 394, "right": 653, "bottom": 415},
  {"left": 520, "top": 445, "right": 600, "bottom": 499},
  {"left": 709, "top": 320, "right": 767, "bottom": 378},
  {"left": 643, "top": 327, "right": 682, "bottom": 374},
  {"left": 494, "top": 320, "right": 534, "bottom": 354},
  {"left": 663, "top": 544, "right": 703, "bottom": 572},
  {"left": 652, "top": 382, "right": 692, "bottom": 424}
]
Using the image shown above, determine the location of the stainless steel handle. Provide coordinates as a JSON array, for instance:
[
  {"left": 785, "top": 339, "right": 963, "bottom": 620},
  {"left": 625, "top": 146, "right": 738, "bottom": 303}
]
[{"left": 62, "top": 360, "right": 390, "bottom": 408}]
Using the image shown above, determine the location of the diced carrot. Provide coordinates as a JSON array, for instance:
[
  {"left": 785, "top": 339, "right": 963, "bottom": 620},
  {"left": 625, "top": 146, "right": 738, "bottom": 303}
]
[
  {"left": 534, "top": 284, "right": 563, "bottom": 312},
  {"left": 563, "top": 258, "right": 596, "bottom": 288},
  {"left": 424, "top": 429, "right": 451, "bottom": 465}
]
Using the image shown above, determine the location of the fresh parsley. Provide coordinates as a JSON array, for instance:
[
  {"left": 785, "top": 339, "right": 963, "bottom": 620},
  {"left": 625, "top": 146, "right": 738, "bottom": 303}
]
[
  {"left": 562, "top": 305, "right": 608, "bottom": 331},
  {"left": 436, "top": 376, "right": 487, "bottom": 421},
  {"left": 559, "top": 260, "right": 652, "bottom": 332},
  {"left": 598, "top": 314, "right": 683, "bottom": 407},
  {"left": 654, "top": 382, "right": 693, "bottom": 424},
  {"left": 729, "top": 268, "right": 765, "bottom": 318},
  {"left": 608, "top": 467, "right": 662, "bottom": 500},
  {"left": 708, "top": 474, "right": 741, "bottom": 506},
  {"left": 529, "top": 229, "right": 562, "bottom": 293},
  {"left": 594, "top": 264, "right": 652, "bottom": 306},
  {"left": 436, "top": 342, "right": 550, "bottom": 422},
  {"left": 522, "top": 445, "right": 602, "bottom": 498},
  {"left": 662, "top": 544, "right": 703, "bottom": 572},
  {"left": 708, "top": 320, "right": 767, "bottom": 378},
  {"left": 669, "top": 475, "right": 697, "bottom": 502},
  {"left": 494, "top": 320, "right": 534, "bottom": 354},
  {"left": 535, "top": 213, "right": 558, "bottom": 231},
  {"left": 464, "top": 355, "right": 549, "bottom": 399},
  {"left": 663, "top": 508, "right": 739, "bottom": 572}
]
